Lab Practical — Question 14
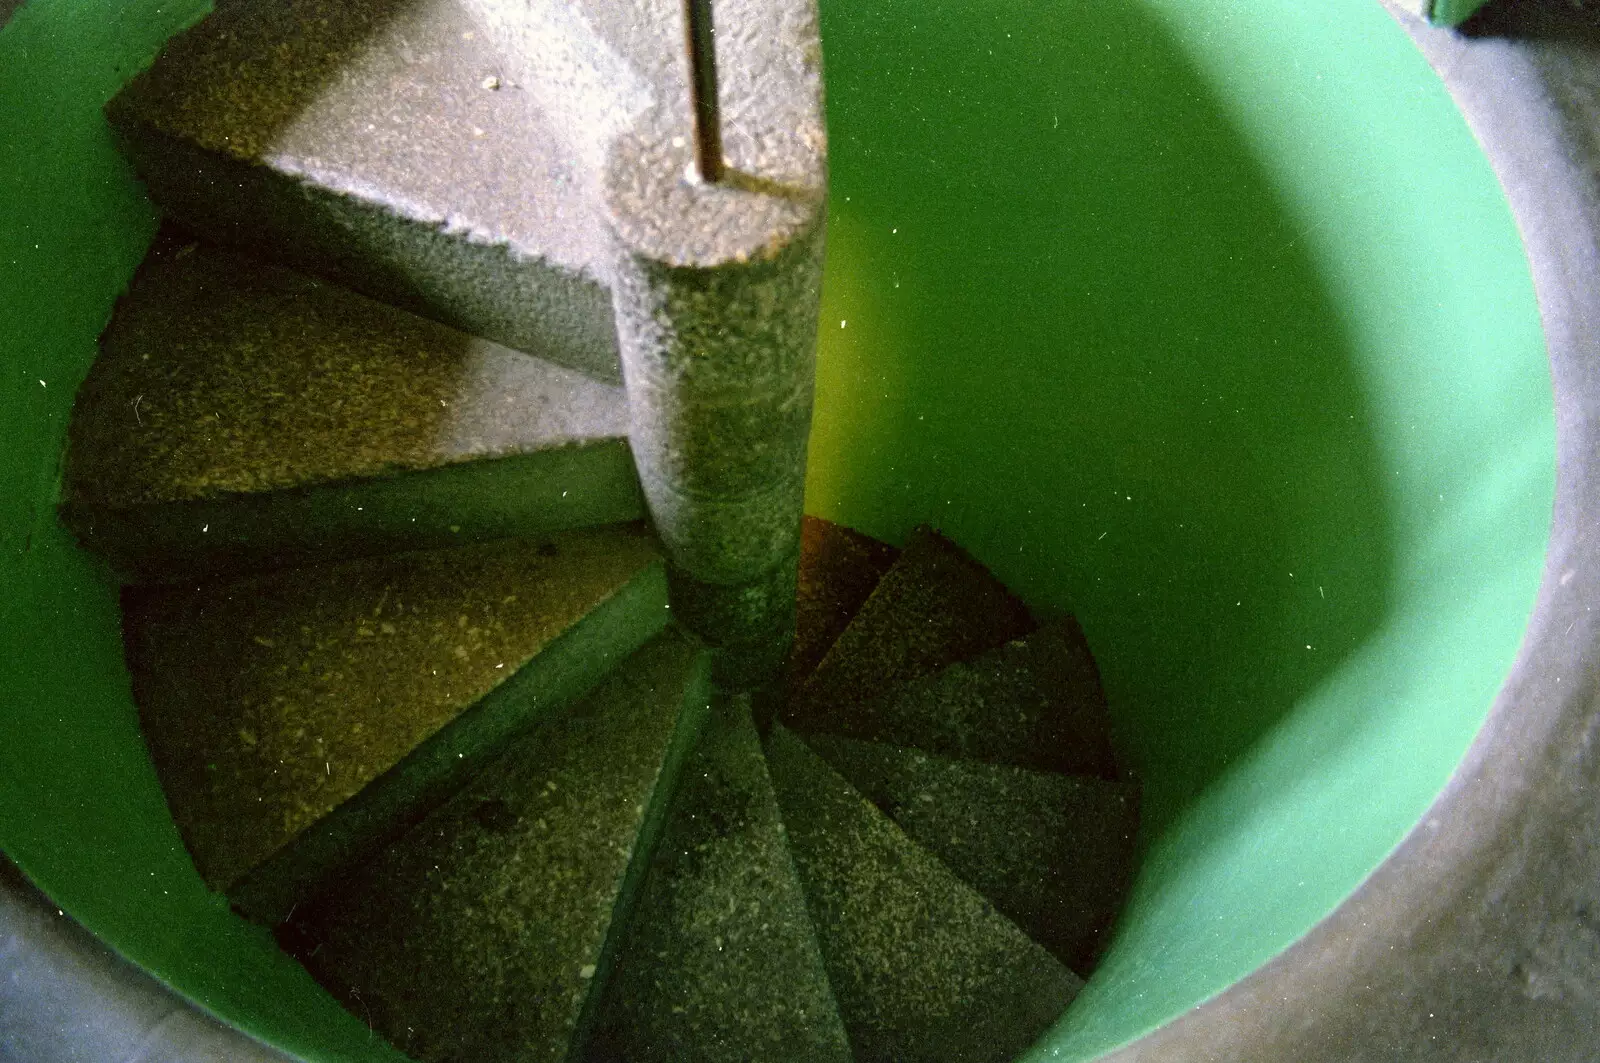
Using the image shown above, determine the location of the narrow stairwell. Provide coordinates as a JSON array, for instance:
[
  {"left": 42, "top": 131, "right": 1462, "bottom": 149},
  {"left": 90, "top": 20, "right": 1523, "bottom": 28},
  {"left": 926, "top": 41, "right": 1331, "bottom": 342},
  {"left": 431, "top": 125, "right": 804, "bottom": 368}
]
[{"left": 59, "top": 2, "right": 1143, "bottom": 1060}]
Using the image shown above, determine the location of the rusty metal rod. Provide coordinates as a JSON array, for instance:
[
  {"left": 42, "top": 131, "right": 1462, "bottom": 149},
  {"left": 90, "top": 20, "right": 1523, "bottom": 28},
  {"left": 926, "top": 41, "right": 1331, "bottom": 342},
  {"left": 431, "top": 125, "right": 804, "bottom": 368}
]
[{"left": 682, "top": 0, "right": 724, "bottom": 182}]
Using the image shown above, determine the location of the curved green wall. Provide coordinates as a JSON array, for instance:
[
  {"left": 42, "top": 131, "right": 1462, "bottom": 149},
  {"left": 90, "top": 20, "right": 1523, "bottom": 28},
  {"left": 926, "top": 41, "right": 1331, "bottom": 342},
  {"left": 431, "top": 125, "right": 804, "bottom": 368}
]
[{"left": 0, "top": 0, "right": 1551, "bottom": 1060}]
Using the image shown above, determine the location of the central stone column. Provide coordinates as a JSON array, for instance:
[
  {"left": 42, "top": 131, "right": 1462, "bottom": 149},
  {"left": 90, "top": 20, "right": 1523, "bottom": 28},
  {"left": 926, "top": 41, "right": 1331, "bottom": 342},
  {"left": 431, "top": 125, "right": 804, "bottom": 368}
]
[{"left": 600, "top": 0, "right": 826, "bottom": 687}]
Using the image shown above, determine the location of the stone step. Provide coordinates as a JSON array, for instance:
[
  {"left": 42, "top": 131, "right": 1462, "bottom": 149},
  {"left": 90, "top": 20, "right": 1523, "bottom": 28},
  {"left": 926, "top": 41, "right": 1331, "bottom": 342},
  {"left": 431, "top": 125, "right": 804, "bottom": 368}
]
[
  {"left": 783, "top": 524, "right": 1035, "bottom": 735},
  {"left": 802, "top": 618, "right": 1120, "bottom": 778},
  {"left": 63, "top": 236, "right": 641, "bottom": 582},
  {"left": 107, "top": 0, "right": 620, "bottom": 382},
  {"left": 765, "top": 724, "right": 1083, "bottom": 1063},
  {"left": 585, "top": 697, "right": 851, "bottom": 1063},
  {"left": 280, "top": 627, "right": 711, "bottom": 1063},
  {"left": 122, "top": 524, "right": 668, "bottom": 923},
  {"left": 803, "top": 733, "right": 1140, "bottom": 976},
  {"left": 788, "top": 516, "right": 901, "bottom": 692}
]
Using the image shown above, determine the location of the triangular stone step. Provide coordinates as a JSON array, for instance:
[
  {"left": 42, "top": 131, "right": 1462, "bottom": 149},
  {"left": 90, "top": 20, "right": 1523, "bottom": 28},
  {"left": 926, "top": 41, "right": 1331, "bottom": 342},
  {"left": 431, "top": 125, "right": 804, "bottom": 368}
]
[
  {"left": 788, "top": 516, "right": 901, "bottom": 692},
  {"left": 281, "top": 627, "right": 711, "bottom": 1063},
  {"left": 764, "top": 724, "right": 1082, "bottom": 1063},
  {"left": 585, "top": 697, "right": 851, "bottom": 1063},
  {"left": 122, "top": 524, "right": 668, "bottom": 923},
  {"left": 784, "top": 525, "right": 1035, "bottom": 733},
  {"left": 107, "top": 0, "right": 620, "bottom": 382},
  {"left": 64, "top": 237, "right": 642, "bottom": 582},
  {"left": 801, "top": 619, "right": 1119, "bottom": 778},
  {"left": 802, "top": 733, "right": 1140, "bottom": 976}
]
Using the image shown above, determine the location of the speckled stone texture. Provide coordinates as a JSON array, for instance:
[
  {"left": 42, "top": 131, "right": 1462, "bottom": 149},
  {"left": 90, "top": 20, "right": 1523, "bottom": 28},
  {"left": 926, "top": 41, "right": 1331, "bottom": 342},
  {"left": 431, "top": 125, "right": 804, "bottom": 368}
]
[
  {"left": 610, "top": 196, "right": 823, "bottom": 689},
  {"left": 283, "top": 628, "right": 711, "bottom": 1063},
  {"left": 465, "top": 0, "right": 827, "bottom": 202},
  {"left": 107, "top": 0, "right": 621, "bottom": 380},
  {"left": 784, "top": 525, "right": 1036, "bottom": 731},
  {"left": 586, "top": 697, "right": 851, "bottom": 1063},
  {"left": 564, "top": 0, "right": 827, "bottom": 686},
  {"left": 788, "top": 516, "right": 901, "bottom": 690},
  {"left": 803, "top": 733, "right": 1140, "bottom": 975},
  {"left": 63, "top": 235, "right": 642, "bottom": 581},
  {"left": 803, "top": 619, "right": 1120, "bottom": 778},
  {"left": 123, "top": 524, "right": 667, "bottom": 922},
  {"left": 765, "top": 724, "right": 1083, "bottom": 1063}
]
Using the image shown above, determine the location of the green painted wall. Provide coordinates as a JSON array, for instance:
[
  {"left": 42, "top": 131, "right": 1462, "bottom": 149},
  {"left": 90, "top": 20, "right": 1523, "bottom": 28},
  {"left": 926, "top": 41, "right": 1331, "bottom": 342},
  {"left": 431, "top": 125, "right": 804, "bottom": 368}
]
[
  {"left": 0, "top": 0, "right": 1550, "bottom": 1060},
  {"left": 1431, "top": 0, "right": 1492, "bottom": 28},
  {"left": 803, "top": 0, "right": 1549, "bottom": 1057}
]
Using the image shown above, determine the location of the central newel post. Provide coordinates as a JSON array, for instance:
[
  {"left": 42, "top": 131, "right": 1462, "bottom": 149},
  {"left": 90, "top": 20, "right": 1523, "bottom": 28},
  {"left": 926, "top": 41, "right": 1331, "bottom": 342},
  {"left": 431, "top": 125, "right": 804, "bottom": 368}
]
[{"left": 602, "top": 0, "right": 827, "bottom": 687}]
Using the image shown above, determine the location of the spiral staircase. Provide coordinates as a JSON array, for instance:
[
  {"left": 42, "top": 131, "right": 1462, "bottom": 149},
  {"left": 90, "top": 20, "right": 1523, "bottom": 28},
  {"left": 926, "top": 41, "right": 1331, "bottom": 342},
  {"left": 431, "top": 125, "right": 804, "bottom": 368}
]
[
  {"left": 40, "top": 0, "right": 1142, "bottom": 1059},
  {"left": 13, "top": 1, "right": 1600, "bottom": 1062}
]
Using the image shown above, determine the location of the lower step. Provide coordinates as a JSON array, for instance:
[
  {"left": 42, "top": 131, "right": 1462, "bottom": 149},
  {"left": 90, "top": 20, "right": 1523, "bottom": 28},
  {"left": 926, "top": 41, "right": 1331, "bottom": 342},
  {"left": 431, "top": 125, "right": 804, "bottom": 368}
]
[
  {"left": 281, "top": 628, "right": 712, "bottom": 1063},
  {"left": 765, "top": 724, "right": 1084, "bottom": 1063},
  {"left": 123, "top": 524, "right": 667, "bottom": 922},
  {"left": 586, "top": 696, "right": 853, "bottom": 1063},
  {"left": 803, "top": 732, "right": 1139, "bottom": 975}
]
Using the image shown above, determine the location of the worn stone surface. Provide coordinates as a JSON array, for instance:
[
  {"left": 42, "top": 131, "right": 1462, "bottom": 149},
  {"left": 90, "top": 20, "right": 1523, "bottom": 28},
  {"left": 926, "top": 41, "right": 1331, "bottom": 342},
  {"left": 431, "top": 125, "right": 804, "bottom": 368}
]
[
  {"left": 785, "top": 525, "right": 1035, "bottom": 731},
  {"left": 123, "top": 524, "right": 667, "bottom": 920},
  {"left": 586, "top": 697, "right": 851, "bottom": 1063},
  {"left": 803, "top": 733, "right": 1140, "bottom": 976},
  {"left": 765, "top": 724, "right": 1082, "bottom": 1063},
  {"left": 108, "top": 0, "right": 620, "bottom": 379},
  {"left": 467, "top": 0, "right": 827, "bottom": 205},
  {"left": 69, "top": 237, "right": 629, "bottom": 508},
  {"left": 63, "top": 236, "right": 641, "bottom": 579},
  {"left": 283, "top": 628, "right": 710, "bottom": 1063},
  {"left": 788, "top": 516, "right": 901, "bottom": 690},
  {"left": 810, "top": 619, "right": 1120, "bottom": 778}
]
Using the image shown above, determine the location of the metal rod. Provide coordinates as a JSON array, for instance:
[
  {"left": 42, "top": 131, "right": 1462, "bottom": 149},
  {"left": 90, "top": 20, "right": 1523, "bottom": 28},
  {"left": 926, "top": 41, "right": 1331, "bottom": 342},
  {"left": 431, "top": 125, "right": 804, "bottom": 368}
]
[{"left": 682, "top": 0, "right": 724, "bottom": 183}]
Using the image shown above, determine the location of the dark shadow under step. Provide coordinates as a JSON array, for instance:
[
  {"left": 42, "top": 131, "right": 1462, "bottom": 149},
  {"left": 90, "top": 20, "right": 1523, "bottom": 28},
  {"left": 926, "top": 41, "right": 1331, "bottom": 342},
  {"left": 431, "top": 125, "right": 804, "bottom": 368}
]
[
  {"left": 63, "top": 237, "right": 641, "bottom": 582},
  {"left": 586, "top": 697, "right": 852, "bottom": 1063},
  {"left": 123, "top": 524, "right": 667, "bottom": 923},
  {"left": 788, "top": 516, "right": 901, "bottom": 691},
  {"left": 785, "top": 525, "right": 1035, "bottom": 731},
  {"left": 803, "top": 732, "right": 1140, "bottom": 976},
  {"left": 281, "top": 628, "right": 711, "bottom": 1063},
  {"left": 800, "top": 618, "right": 1119, "bottom": 779},
  {"left": 765, "top": 724, "right": 1082, "bottom": 1063}
]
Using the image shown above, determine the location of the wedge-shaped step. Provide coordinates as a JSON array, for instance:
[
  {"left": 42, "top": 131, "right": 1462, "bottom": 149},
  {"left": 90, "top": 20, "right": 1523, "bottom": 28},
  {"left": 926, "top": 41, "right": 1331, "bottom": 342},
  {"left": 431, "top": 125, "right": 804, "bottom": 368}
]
[
  {"left": 765, "top": 725, "right": 1082, "bottom": 1063},
  {"left": 107, "top": 0, "right": 620, "bottom": 381},
  {"left": 804, "top": 733, "right": 1139, "bottom": 975},
  {"left": 804, "top": 619, "right": 1119, "bottom": 778},
  {"left": 282, "top": 628, "right": 711, "bottom": 1063},
  {"left": 788, "top": 516, "right": 901, "bottom": 691},
  {"left": 63, "top": 238, "right": 641, "bottom": 581},
  {"left": 123, "top": 524, "right": 667, "bottom": 922},
  {"left": 587, "top": 698, "right": 852, "bottom": 1063},
  {"left": 785, "top": 524, "right": 1035, "bottom": 732}
]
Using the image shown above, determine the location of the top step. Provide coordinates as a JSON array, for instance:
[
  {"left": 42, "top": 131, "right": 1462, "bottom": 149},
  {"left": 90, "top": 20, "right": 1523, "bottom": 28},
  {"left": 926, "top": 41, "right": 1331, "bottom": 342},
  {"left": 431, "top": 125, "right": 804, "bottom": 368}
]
[{"left": 109, "top": 0, "right": 620, "bottom": 381}]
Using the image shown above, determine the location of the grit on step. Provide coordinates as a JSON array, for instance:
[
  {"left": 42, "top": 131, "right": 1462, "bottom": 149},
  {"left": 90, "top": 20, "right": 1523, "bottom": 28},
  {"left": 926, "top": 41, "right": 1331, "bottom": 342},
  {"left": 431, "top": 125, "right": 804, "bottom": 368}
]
[
  {"left": 63, "top": 237, "right": 642, "bottom": 582},
  {"left": 586, "top": 697, "right": 851, "bottom": 1063},
  {"left": 785, "top": 525, "right": 1035, "bottom": 733},
  {"left": 122, "top": 524, "right": 667, "bottom": 923},
  {"left": 107, "top": 0, "right": 621, "bottom": 381},
  {"left": 803, "top": 733, "right": 1140, "bottom": 975},
  {"left": 803, "top": 619, "right": 1119, "bottom": 778},
  {"left": 765, "top": 725, "right": 1082, "bottom": 1063},
  {"left": 282, "top": 628, "right": 711, "bottom": 1063}
]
